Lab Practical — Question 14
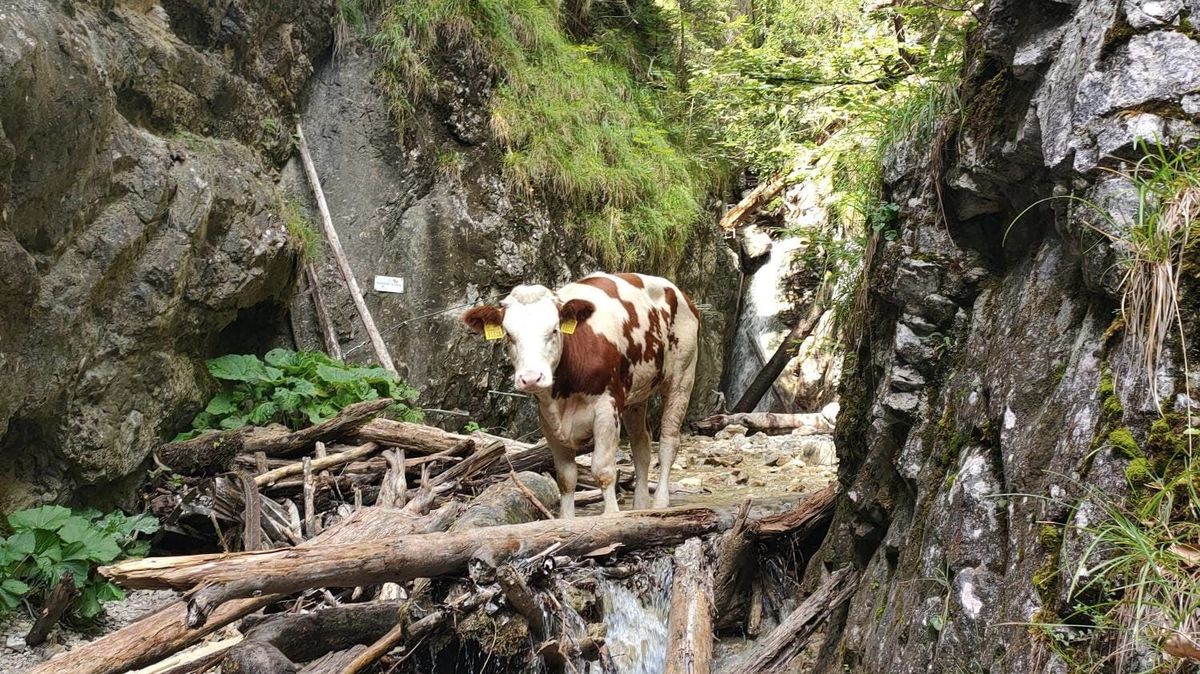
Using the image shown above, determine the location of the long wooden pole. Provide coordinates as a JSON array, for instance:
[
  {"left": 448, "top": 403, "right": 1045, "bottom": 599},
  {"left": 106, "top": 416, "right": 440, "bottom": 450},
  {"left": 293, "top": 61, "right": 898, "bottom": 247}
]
[
  {"left": 295, "top": 122, "right": 396, "bottom": 374},
  {"left": 305, "top": 261, "right": 343, "bottom": 360}
]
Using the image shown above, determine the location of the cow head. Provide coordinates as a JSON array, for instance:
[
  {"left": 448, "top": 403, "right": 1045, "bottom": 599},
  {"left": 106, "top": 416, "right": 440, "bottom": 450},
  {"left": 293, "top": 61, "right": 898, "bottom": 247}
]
[{"left": 462, "top": 285, "right": 594, "bottom": 394}]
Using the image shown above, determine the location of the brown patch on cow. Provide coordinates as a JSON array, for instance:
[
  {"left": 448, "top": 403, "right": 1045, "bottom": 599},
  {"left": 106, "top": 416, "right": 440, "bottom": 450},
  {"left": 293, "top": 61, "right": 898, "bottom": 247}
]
[
  {"left": 663, "top": 287, "right": 679, "bottom": 317},
  {"left": 559, "top": 298, "right": 595, "bottom": 324},
  {"left": 615, "top": 273, "right": 645, "bottom": 288},
  {"left": 579, "top": 276, "right": 621, "bottom": 298},
  {"left": 683, "top": 293, "right": 701, "bottom": 319},
  {"left": 552, "top": 321, "right": 623, "bottom": 401},
  {"left": 462, "top": 305, "right": 505, "bottom": 334}
]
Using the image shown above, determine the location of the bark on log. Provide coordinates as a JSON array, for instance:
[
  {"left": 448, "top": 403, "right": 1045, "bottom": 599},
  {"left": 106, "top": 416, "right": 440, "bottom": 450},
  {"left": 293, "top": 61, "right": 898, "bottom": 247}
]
[
  {"left": 719, "top": 172, "right": 789, "bottom": 230},
  {"left": 126, "top": 636, "right": 241, "bottom": 674},
  {"left": 104, "top": 506, "right": 736, "bottom": 627},
  {"left": 722, "top": 567, "right": 859, "bottom": 674},
  {"left": 219, "top": 640, "right": 299, "bottom": 674},
  {"left": 240, "top": 601, "right": 404, "bottom": 663},
  {"left": 246, "top": 399, "right": 394, "bottom": 457},
  {"left": 693, "top": 412, "right": 835, "bottom": 436},
  {"left": 156, "top": 427, "right": 254, "bottom": 475},
  {"left": 355, "top": 418, "right": 474, "bottom": 456},
  {"left": 712, "top": 502, "right": 758, "bottom": 632},
  {"left": 755, "top": 483, "right": 835, "bottom": 539},
  {"left": 31, "top": 505, "right": 454, "bottom": 674},
  {"left": 497, "top": 564, "right": 547, "bottom": 640},
  {"left": 731, "top": 283, "right": 830, "bottom": 414},
  {"left": 449, "top": 471, "right": 558, "bottom": 530},
  {"left": 25, "top": 570, "right": 75, "bottom": 646},
  {"left": 665, "top": 537, "right": 713, "bottom": 674},
  {"left": 296, "top": 122, "right": 396, "bottom": 374}
]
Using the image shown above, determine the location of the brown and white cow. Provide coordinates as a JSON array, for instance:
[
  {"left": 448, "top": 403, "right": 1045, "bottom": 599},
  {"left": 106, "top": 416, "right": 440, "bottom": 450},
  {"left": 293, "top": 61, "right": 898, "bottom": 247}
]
[{"left": 462, "top": 272, "right": 700, "bottom": 517}]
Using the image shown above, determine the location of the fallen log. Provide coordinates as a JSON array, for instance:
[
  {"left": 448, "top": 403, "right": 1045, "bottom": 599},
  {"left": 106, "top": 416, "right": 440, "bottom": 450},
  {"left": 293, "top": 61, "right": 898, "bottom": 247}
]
[
  {"left": 755, "top": 483, "right": 836, "bottom": 538},
  {"left": 157, "top": 427, "right": 255, "bottom": 475},
  {"left": 693, "top": 412, "right": 835, "bottom": 436},
  {"left": 301, "top": 645, "right": 367, "bottom": 674},
  {"left": 31, "top": 504, "right": 456, "bottom": 674},
  {"left": 25, "top": 570, "right": 75, "bottom": 646},
  {"left": 247, "top": 399, "right": 395, "bottom": 457},
  {"left": 719, "top": 172, "right": 789, "bottom": 231},
  {"left": 240, "top": 601, "right": 404, "bottom": 663},
  {"left": 355, "top": 418, "right": 475, "bottom": 456},
  {"left": 723, "top": 566, "right": 859, "bottom": 674},
  {"left": 219, "top": 640, "right": 298, "bottom": 674},
  {"left": 103, "top": 506, "right": 736, "bottom": 627},
  {"left": 449, "top": 471, "right": 558, "bottom": 529},
  {"left": 126, "top": 635, "right": 242, "bottom": 674},
  {"left": 665, "top": 537, "right": 713, "bottom": 674}
]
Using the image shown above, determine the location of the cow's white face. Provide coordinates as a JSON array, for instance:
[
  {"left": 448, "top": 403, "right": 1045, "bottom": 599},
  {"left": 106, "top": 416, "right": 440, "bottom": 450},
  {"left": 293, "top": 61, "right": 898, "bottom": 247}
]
[
  {"left": 462, "top": 286, "right": 595, "bottom": 395},
  {"left": 501, "top": 286, "right": 562, "bottom": 393}
]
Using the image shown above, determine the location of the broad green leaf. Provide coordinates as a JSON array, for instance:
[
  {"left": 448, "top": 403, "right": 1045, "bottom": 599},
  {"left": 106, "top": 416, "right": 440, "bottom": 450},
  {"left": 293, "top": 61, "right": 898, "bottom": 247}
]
[
  {"left": 272, "top": 388, "right": 303, "bottom": 413},
  {"left": 219, "top": 415, "right": 249, "bottom": 430},
  {"left": 207, "top": 354, "right": 269, "bottom": 382},
  {"left": 248, "top": 401, "right": 279, "bottom": 425},
  {"left": 929, "top": 614, "right": 944, "bottom": 632},
  {"left": 264, "top": 348, "right": 300, "bottom": 369},
  {"left": 96, "top": 581, "right": 125, "bottom": 602},
  {"left": 76, "top": 586, "right": 102, "bottom": 618},
  {"left": 316, "top": 364, "right": 358, "bottom": 385},
  {"left": 0, "top": 588, "right": 19, "bottom": 610},
  {"left": 204, "top": 392, "right": 237, "bottom": 416},
  {"left": 7, "top": 530, "right": 36, "bottom": 556},
  {"left": 287, "top": 378, "right": 321, "bottom": 398},
  {"left": 1, "top": 578, "right": 29, "bottom": 595},
  {"left": 9, "top": 505, "right": 72, "bottom": 531}
]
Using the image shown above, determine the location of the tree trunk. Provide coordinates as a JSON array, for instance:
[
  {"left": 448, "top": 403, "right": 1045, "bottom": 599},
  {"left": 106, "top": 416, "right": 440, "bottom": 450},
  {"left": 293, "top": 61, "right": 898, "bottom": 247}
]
[
  {"left": 239, "top": 601, "right": 405, "bottom": 663},
  {"left": 103, "top": 507, "right": 736, "bottom": 627},
  {"left": 712, "top": 502, "right": 758, "bottom": 632},
  {"left": 354, "top": 418, "right": 474, "bottom": 455},
  {"left": 665, "top": 537, "right": 713, "bottom": 674},
  {"left": 732, "top": 284, "right": 830, "bottom": 414},
  {"left": 304, "top": 261, "right": 343, "bottom": 360},
  {"left": 693, "top": 412, "right": 835, "bottom": 436},
  {"left": 722, "top": 567, "right": 859, "bottom": 674},
  {"left": 245, "top": 399, "right": 395, "bottom": 457}
]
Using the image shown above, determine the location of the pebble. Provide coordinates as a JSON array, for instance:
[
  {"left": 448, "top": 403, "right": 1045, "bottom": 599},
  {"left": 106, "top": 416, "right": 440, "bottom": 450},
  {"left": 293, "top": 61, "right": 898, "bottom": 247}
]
[
  {"left": 713, "top": 424, "right": 748, "bottom": 440},
  {"left": 5, "top": 634, "right": 26, "bottom": 652}
]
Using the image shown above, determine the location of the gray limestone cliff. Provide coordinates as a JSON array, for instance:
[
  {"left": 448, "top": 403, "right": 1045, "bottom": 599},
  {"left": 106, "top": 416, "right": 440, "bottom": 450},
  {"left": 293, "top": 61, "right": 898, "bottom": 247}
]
[{"left": 805, "top": 0, "right": 1200, "bottom": 671}]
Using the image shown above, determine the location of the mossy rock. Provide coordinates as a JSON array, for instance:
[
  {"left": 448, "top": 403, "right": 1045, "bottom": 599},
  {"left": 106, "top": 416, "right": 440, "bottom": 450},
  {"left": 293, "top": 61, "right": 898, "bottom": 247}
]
[
  {"left": 1124, "top": 457, "right": 1153, "bottom": 486},
  {"left": 1107, "top": 428, "right": 1141, "bottom": 459}
]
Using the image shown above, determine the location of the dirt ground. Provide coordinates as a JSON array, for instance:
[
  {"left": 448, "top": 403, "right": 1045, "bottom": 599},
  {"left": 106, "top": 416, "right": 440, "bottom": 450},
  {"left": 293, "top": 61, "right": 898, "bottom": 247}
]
[{"left": 1, "top": 425, "right": 836, "bottom": 673}]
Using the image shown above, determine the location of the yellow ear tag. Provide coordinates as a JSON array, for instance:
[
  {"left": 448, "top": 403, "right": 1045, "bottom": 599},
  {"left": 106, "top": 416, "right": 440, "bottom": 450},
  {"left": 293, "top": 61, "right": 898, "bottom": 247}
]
[
  {"left": 483, "top": 323, "right": 505, "bottom": 341},
  {"left": 560, "top": 318, "right": 578, "bottom": 335}
]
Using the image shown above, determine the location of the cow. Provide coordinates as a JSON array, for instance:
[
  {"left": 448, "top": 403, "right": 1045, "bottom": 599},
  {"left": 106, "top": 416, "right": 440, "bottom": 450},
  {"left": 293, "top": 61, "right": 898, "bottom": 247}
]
[{"left": 462, "top": 272, "right": 701, "bottom": 517}]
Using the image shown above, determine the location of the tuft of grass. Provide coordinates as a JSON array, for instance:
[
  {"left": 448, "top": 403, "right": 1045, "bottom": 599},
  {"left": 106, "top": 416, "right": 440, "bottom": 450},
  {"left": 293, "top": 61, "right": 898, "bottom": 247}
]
[
  {"left": 280, "top": 197, "right": 322, "bottom": 261},
  {"left": 372, "top": 0, "right": 713, "bottom": 267}
]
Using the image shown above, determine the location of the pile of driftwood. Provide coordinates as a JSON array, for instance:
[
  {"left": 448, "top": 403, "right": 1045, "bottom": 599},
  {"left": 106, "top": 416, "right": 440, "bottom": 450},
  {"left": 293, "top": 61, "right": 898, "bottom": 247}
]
[{"left": 29, "top": 399, "right": 848, "bottom": 674}]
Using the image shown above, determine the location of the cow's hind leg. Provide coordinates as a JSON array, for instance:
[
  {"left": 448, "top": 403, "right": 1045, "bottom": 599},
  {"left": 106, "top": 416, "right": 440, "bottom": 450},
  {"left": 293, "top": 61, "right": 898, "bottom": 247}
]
[
  {"left": 593, "top": 399, "right": 622, "bottom": 514},
  {"left": 655, "top": 370, "right": 695, "bottom": 509},
  {"left": 549, "top": 440, "right": 578, "bottom": 518},
  {"left": 623, "top": 403, "right": 652, "bottom": 510}
]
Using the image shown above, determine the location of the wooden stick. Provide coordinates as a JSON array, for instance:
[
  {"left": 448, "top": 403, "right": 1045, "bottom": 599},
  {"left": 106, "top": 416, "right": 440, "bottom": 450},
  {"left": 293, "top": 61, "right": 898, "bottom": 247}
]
[
  {"left": 255, "top": 442, "right": 380, "bottom": 488},
  {"left": 126, "top": 635, "right": 243, "bottom": 674},
  {"left": 497, "top": 564, "right": 547, "bottom": 640},
  {"left": 25, "top": 571, "right": 75, "bottom": 646},
  {"left": 693, "top": 412, "right": 835, "bottom": 436},
  {"left": 305, "top": 262, "right": 343, "bottom": 360},
  {"left": 355, "top": 418, "right": 474, "bottom": 456},
  {"left": 295, "top": 122, "right": 396, "bottom": 374},
  {"left": 246, "top": 398, "right": 393, "bottom": 457},
  {"left": 103, "top": 507, "right": 735, "bottom": 627},
  {"left": 665, "top": 538, "right": 713, "bottom": 674},
  {"left": 376, "top": 449, "right": 407, "bottom": 509},
  {"left": 731, "top": 282, "right": 830, "bottom": 414},
  {"left": 240, "top": 473, "right": 263, "bottom": 552},
  {"left": 303, "top": 457, "right": 318, "bottom": 538},
  {"left": 722, "top": 567, "right": 859, "bottom": 674}
]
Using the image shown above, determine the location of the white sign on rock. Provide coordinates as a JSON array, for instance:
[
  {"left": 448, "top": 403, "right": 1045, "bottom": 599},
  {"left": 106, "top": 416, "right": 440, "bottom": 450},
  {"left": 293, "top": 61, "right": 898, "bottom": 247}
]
[{"left": 373, "top": 276, "right": 405, "bottom": 294}]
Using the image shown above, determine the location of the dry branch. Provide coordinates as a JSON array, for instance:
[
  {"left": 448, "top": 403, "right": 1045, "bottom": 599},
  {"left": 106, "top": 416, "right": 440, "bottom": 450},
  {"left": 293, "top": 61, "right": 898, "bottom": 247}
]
[
  {"left": 245, "top": 399, "right": 394, "bottom": 457},
  {"left": 355, "top": 418, "right": 474, "bottom": 455},
  {"left": 25, "top": 570, "right": 75, "bottom": 647},
  {"left": 296, "top": 122, "right": 396, "bottom": 374},
  {"left": 255, "top": 442, "right": 380, "bottom": 488},
  {"left": 723, "top": 566, "right": 859, "bottom": 674}
]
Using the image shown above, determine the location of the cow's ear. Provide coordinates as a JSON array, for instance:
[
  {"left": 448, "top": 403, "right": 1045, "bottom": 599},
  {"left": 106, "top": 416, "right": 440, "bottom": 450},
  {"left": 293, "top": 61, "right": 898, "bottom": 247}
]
[
  {"left": 462, "top": 305, "right": 504, "bottom": 335},
  {"left": 559, "top": 299, "right": 595, "bottom": 324}
]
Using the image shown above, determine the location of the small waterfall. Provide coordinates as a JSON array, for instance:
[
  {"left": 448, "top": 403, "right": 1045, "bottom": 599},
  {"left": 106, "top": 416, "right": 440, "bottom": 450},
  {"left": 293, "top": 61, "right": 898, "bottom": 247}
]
[
  {"left": 724, "top": 236, "right": 804, "bottom": 412},
  {"left": 594, "top": 555, "right": 674, "bottom": 674}
]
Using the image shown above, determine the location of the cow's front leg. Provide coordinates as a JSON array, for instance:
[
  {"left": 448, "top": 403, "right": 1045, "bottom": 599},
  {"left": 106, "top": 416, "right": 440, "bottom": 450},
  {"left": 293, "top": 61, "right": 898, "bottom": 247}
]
[
  {"left": 593, "top": 400, "right": 622, "bottom": 514},
  {"left": 622, "top": 403, "right": 652, "bottom": 510},
  {"left": 549, "top": 440, "right": 578, "bottom": 518}
]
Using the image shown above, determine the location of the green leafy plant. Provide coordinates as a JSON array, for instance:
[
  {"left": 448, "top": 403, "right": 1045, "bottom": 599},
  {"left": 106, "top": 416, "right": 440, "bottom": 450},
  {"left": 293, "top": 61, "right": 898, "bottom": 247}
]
[
  {"left": 177, "top": 349, "right": 421, "bottom": 440},
  {"left": 0, "top": 506, "right": 159, "bottom": 620},
  {"left": 280, "top": 197, "right": 322, "bottom": 261}
]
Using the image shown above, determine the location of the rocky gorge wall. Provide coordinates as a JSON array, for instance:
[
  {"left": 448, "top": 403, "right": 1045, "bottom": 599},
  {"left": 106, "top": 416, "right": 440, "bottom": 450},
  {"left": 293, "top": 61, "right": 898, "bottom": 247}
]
[
  {"left": 0, "top": 0, "right": 739, "bottom": 513},
  {"left": 0, "top": 0, "right": 334, "bottom": 513},
  {"left": 805, "top": 0, "right": 1200, "bottom": 671}
]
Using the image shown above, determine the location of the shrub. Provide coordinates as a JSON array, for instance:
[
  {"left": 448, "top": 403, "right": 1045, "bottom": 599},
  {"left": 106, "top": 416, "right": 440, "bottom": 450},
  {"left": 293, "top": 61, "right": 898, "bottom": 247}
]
[
  {"left": 0, "top": 506, "right": 159, "bottom": 620},
  {"left": 177, "top": 349, "right": 421, "bottom": 440}
]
